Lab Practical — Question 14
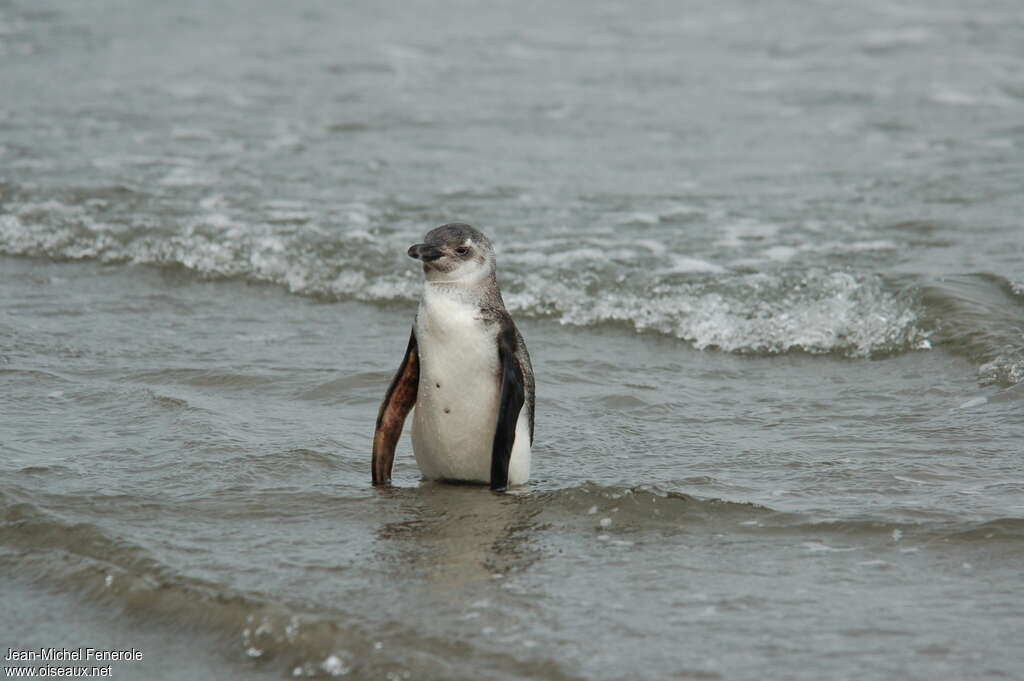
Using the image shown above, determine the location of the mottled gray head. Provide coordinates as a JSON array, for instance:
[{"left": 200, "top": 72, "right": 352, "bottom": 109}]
[{"left": 408, "top": 223, "right": 496, "bottom": 284}]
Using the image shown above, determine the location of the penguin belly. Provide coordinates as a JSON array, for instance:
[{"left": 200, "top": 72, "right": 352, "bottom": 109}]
[{"left": 411, "top": 294, "right": 531, "bottom": 485}]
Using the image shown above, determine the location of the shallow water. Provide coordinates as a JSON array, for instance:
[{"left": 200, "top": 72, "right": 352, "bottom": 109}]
[{"left": 2, "top": 0, "right": 1024, "bottom": 679}]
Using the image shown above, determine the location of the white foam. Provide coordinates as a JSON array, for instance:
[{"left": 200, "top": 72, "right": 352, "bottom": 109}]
[
  {"left": 320, "top": 653, "right": 350, "bottom": 677},
  {"left": 633, "top": 239, "right": 668, "bottom": 255},
  {"left": 623, "top": 212, "right": 660, "bottom": 225},
  {"left": 519, "top": 270, "right": 927, "bottom": 357},
  {"left": 762, "top": 246, "right": 799, "bottom": 261},
  {"left": 158, "top": 165, "right": 214, "bottom": 187},
  {"left": 0, "top": 208, "right": 932, "bottom": 359},
  {"left": 664, "top": 255, "right": 726, "bottom": 273},
  {"left": 801, "top": 541, "right": 859, "bottom": 553}
]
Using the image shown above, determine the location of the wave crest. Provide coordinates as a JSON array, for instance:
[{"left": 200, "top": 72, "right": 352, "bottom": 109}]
[{"left": 509, "top": 269, "right": 928, "bottom": 357}]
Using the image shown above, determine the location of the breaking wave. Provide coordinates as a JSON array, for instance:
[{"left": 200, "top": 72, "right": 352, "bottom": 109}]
[
  {"left": 920, "top": 274, "right": 1024, "bottom": 386},
  {"left": 0, "top": 198, "right": 930, "bottom": 357},
  {"left": 2, "top": 195, "right": 1021, "bottom": 381}
]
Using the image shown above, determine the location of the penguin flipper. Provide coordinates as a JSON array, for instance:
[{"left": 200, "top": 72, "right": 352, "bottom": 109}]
[
  {"left": 490, "top": 327, "right": 526, "bottom": 492},
  {"left": 372, "top": 328, "right": 419, "bottom": 485}
]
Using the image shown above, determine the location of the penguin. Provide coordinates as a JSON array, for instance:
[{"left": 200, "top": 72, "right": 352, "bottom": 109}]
[{"left": 371, "top": 223, "right": 534, "bottom": 491}]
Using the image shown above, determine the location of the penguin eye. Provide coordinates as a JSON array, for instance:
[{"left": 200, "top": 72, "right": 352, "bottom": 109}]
[{"left": 454, "top": 246, "right": 470, "bottom": 256}]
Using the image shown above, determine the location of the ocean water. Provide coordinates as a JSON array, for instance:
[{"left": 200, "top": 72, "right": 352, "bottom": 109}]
[{"left": 2, "top": 0, "right": 1023, "bottom": 679}]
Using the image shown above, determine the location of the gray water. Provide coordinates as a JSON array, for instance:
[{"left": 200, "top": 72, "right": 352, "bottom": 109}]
[{"left": 2, "top": 0, "right": 1024, "bottom": 679}]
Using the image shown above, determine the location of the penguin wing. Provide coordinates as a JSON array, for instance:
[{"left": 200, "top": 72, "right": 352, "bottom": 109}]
[
  {"left": 490, "top": 326, "right": 527, "bottom": 491},
  {"left": 514, "top": 327, "right": 534, "bottom": 444},
  {"left": 371, "top": 328, "right": 419, "bottom": 485}
]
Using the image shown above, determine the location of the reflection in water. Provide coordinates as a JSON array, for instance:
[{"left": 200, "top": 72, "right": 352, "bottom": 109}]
[{"left": 376, "top": 483, "right": 542, "bottom": 588}]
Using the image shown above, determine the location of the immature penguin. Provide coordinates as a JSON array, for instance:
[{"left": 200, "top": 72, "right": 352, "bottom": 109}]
[{"left": 371, "top": 223, "right": 534, "bottom": 491}]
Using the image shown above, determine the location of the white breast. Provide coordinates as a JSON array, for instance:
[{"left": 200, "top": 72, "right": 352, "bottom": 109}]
[{"left": 411, "top": 287, "right": 531, "bottom": 485}]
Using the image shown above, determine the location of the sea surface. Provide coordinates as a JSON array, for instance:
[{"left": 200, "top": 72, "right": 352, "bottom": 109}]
[{"left": 2, "top": 0, "right": 1023, "bottom": 679}]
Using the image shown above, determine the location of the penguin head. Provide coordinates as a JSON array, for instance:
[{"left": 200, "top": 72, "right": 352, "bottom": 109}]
[{"left": 408, "top": 223, "right": 496, "bottom": 284}]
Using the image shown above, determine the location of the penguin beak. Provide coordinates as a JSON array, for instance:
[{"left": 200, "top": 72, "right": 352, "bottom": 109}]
[{"left": 408, "top": 243, "right": 443, "bottom": 262}]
